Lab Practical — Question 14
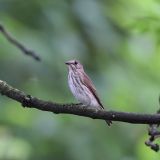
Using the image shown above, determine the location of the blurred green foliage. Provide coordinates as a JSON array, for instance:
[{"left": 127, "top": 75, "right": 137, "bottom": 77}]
[{"left": 0, "top": 0, "right": 160, "bottom": 159}]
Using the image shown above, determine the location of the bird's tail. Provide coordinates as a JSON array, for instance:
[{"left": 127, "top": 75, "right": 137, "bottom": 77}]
[
  {"left": 98, "top": 104, "right": 112, "bottom": 126},
  {"left": 105, "top": 120, "right": 112, "bottom": 126}
]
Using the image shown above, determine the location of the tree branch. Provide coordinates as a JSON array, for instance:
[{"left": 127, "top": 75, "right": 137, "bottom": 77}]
[
  {"left": 145, "top": 108, "right": 160, "bottom": 152},
  {"left": 0, "top": 24, "right": 41, "bottom": 61},
  {"left": 0, "top": 80, "right": 160, "bottom": 124},
  {"left": 145, "top": 124, "right": 160, "bottom": 152}
]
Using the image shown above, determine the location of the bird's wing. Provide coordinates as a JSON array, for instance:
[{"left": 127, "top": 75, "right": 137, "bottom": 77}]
[{"left": 81, "top": 72, "right": 104, "bottom": 109}]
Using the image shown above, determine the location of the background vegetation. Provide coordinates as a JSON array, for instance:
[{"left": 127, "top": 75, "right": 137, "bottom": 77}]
[{"left": 0, "top": 0, "right": 160, "bottom": 159}]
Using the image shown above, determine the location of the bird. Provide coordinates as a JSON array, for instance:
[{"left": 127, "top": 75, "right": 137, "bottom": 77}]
[{"left": 65, "top": 59, "right": 112, "bottom": 126}]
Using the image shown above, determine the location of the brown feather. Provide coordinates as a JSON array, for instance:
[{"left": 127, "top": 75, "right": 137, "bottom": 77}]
[
  {"left": 81, "top": 71, "right": 112, "bottom": 126},
  {"left": 81, "top": 71, "right": 104, "bottom": 109}
]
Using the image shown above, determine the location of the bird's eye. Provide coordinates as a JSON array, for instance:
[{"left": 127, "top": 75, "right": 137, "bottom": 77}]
[{"left": 74, "top": 61, "right": 78, "bottom": 65}]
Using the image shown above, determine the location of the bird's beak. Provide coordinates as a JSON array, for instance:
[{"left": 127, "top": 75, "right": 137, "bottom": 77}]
[{"left": 65, "top": 62, "right": 70, "bottom": 65}]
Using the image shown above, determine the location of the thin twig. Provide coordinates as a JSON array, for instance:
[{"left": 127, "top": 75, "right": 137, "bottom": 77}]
[
  {"left": 145, "top": 104, "right": 160, "bottom": 152},
  {"left": 0, "top": 24, "right": 41, "bottom": 61},
  {"left": 145, "top": 124, "right": 160, "bottom": 152}
]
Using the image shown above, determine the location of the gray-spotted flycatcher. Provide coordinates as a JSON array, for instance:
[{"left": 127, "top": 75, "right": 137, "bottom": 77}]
[{"left": 65, "top": 60, "right": 112, "bottom": 126}]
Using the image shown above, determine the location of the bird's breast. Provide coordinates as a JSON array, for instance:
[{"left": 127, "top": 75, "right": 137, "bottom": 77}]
[{"left": 68, "top": 72, "right": 100, "bottom": 108}]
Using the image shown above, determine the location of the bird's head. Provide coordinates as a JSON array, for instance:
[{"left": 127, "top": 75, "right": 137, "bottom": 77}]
[{"left": 65, "top": 60, "right": 83, "bottom": 71}]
